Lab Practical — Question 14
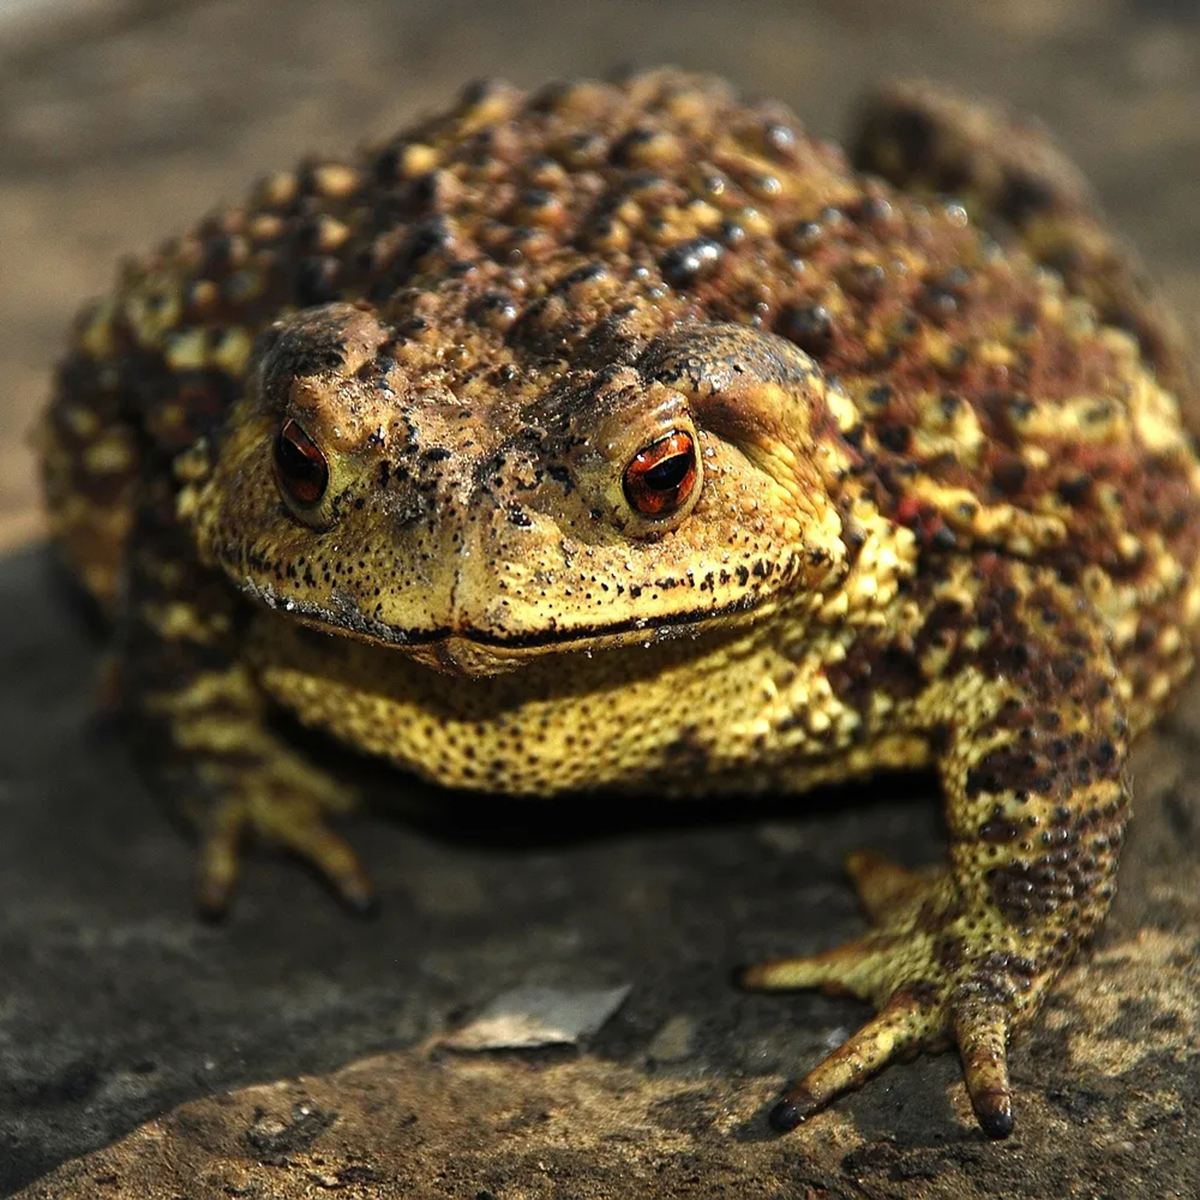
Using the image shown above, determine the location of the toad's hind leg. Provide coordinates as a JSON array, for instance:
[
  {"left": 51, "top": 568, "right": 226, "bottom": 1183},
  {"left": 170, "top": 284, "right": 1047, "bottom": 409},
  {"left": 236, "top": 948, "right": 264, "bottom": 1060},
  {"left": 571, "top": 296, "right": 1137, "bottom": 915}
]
[
  {"left": 742, "top": 561, "right": 1129, "bottom": 1137},
  {"left": 121, "top": 475, "right": 373, "bottom": 916},
  {"left": 851, "top": 79, "right": 1198, "bottom": 415}
]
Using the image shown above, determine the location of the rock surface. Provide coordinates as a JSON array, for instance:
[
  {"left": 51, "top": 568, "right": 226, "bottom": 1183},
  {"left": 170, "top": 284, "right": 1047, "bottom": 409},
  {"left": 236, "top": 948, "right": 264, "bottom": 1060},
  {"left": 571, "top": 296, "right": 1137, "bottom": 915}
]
[
  {"left": 2, "top": 0, "right": 1200, "bottom": 1195},
  {"left": 16, "top": 935, "right": 1200, "bottom": 1197}
]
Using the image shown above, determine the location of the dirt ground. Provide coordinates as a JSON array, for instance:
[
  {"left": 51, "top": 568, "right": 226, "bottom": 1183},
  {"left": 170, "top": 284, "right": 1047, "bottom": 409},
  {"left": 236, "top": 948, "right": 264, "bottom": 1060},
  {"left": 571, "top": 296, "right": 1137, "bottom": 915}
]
[{"left": 2, "top": 0, "right": 1199, "bottom": 1195}]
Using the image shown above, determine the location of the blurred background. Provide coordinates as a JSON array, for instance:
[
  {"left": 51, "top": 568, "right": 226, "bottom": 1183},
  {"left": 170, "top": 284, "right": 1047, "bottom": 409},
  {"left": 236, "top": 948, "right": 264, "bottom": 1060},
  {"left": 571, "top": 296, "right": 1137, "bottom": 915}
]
[{"left": 2, "top": 0, "right": 1199, "bottom": 557}]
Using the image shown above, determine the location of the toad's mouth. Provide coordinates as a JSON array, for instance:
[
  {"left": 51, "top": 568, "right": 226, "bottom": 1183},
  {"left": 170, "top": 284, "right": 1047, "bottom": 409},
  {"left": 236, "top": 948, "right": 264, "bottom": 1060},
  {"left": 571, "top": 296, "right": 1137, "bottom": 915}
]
[{"left": 240, "top": 574, "right": 772, "bottom": 676}]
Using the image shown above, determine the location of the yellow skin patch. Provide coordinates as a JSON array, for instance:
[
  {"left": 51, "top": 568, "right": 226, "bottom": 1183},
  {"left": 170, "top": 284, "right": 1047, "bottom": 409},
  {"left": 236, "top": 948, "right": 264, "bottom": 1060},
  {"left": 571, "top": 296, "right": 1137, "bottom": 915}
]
[{"left": 39, "top": 71, "right": 1200, "bottom": 1139}]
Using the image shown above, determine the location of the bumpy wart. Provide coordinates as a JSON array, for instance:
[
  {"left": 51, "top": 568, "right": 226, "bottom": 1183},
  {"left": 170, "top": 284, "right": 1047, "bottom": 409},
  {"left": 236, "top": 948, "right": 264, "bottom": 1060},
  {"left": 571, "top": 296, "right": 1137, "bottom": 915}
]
[{"left": 39, "top": 69, "right": 1200, "bottom": 1140}]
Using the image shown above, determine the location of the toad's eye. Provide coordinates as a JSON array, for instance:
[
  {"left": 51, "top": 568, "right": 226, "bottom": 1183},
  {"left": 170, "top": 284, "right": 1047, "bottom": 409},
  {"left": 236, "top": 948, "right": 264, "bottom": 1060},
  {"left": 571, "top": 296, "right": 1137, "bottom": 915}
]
[
  {"left": 622, "top": 430, "right": 698, "bottom": 517},
  {"left": 274, "top": 418, "right": 328, "bottom": 506}
]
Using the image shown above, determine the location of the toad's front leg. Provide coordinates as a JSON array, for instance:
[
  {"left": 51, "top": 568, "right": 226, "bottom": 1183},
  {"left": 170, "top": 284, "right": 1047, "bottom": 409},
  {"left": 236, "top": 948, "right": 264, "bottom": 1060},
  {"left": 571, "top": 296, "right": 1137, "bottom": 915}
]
[
  {"left": 743, "top": 561, "right": 1129, "bottom": 1137},
  {"left": 119, "top": 476, "right": 374, "bottom": 916}
]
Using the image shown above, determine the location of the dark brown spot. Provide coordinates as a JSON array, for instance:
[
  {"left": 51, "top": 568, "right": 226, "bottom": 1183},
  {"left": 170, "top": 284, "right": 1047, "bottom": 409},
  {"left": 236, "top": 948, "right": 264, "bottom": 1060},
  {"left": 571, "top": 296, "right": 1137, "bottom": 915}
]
[
  {"left": 935, "top": 935, "right": 965, "bottom": 972},
  {"left": 991, "top": 456, "right": 1028, "bottom": 496},
  {"left": 659, "top": 238, "right": 723, "bottom": 287},
  {"left": 979, "top": 818, "right": 1022, "bottom": 844},
  {"left": 294, "top": 256, "right": 341, "bottom": 306},
  {"left": 838, "top": 261, "right": 886, "bottom": 302},
  {"left": 899, "top": 980, "right": 942, "bottom": 1009},
  {"left": 779, "top": 304, "right": 834, "bottom": 357},
  {"left": 877, "top": 423, "right": 911, "bottom": 453},
  {"left": 1056, "top": 474, "right": 1092, "bottom": 505},
  {"left": 997, "top": 170, "right": 1059, "bottom": 225}
]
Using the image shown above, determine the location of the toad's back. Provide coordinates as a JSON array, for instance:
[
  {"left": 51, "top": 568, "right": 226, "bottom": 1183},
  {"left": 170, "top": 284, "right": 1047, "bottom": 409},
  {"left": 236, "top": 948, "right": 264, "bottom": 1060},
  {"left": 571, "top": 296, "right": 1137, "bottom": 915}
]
[
  {"left": 38, "top": 70, "right": 1200, "bottom": 1139},
  {"left": 43, "top": 74, "right": 1200, "bottom": 653}
]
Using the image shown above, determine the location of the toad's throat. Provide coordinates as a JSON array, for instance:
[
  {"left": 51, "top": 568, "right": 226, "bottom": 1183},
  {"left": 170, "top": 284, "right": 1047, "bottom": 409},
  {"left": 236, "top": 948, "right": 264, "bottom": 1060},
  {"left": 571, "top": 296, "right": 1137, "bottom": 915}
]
[{"left": 240, "top": 574, "right": 773, "bottom": 674}]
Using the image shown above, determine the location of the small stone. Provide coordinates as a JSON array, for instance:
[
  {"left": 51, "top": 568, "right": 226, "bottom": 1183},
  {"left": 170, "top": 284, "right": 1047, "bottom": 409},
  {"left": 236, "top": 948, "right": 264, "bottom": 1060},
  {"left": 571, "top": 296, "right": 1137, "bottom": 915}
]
[
  {"left": 442, "top": 984, "right": 632, "bottom": 1050},
  {"left": 645, "top": 1014, "right": 696, "bottom": 1063}
]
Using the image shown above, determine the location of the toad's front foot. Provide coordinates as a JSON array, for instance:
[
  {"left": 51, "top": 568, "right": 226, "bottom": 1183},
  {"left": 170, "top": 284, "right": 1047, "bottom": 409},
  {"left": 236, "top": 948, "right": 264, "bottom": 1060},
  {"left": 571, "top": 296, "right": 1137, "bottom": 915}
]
[
  {"left": 188, "top": 754, "right": 373, "bottom": 919},
  {"left": 741, "top": 850, "right": 1062, "bottom": 1139}
]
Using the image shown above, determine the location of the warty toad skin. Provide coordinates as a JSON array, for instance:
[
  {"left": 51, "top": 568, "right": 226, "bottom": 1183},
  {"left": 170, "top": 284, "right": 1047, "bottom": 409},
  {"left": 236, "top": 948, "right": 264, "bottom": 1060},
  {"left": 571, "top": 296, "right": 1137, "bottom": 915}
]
[{"left": 40, "top": 70, "right": 1200, "bottom": 1138}]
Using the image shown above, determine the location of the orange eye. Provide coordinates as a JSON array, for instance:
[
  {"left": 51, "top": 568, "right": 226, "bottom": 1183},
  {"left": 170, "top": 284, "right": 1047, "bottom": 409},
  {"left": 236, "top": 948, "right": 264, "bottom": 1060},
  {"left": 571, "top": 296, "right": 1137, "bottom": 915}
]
[
  {"left": 623, "top": 430, "right": 698, "bottom": 517},
  {"left": 274, "top": 418, "right": 328, "bottom": 506}
]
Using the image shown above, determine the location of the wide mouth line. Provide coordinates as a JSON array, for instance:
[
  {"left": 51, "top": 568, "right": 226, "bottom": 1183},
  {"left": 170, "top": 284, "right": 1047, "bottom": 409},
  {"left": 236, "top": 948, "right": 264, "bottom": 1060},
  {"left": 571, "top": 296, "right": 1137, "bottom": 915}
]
[{"left": 241, "top": 574, "right": 769, "bottom": 652}]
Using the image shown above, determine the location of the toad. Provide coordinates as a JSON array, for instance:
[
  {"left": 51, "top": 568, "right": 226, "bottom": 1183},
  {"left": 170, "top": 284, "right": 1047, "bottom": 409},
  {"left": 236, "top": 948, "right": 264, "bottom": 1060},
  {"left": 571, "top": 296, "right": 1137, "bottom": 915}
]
[{"left": 40, "top": 70, "right": 1200, "bottom": 1138}]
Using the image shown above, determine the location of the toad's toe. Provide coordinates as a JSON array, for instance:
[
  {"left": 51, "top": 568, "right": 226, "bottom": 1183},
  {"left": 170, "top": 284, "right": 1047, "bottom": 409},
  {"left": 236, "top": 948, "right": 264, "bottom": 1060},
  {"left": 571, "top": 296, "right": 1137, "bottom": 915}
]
[{"left": 769, "top": 985, "right": 950, "bottom": 1131}]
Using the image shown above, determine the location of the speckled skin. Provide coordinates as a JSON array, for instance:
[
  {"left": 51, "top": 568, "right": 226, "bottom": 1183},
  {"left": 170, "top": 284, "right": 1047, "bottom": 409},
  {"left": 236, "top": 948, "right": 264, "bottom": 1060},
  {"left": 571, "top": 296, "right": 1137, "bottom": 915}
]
[{"left": 39, "top": 71, "right": 1200, "bottom": 1139}]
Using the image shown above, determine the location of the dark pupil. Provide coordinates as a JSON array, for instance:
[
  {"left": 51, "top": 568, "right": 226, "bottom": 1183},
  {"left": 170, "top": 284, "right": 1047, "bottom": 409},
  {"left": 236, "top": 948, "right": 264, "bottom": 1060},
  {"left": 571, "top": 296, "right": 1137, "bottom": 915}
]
[
  {"left": 643, "top": 453, "right": 691, "bottom": 491},
  {"left": 275, "top": 422, "right": 327, "bottom": 502},
  {"left": 276, "top": 431, "right": 322, "bottom": 482}
]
